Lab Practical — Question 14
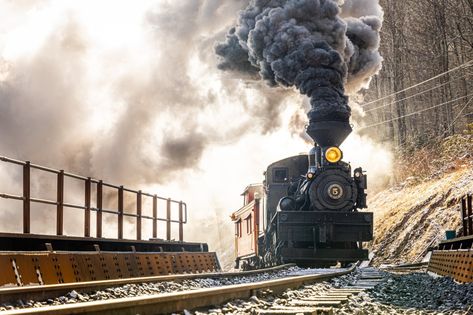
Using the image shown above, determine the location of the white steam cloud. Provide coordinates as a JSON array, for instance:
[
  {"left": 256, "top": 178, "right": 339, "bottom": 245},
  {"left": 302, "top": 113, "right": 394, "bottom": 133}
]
[{"left": 0, "top": 0, "right": 391, "bottom": 268}]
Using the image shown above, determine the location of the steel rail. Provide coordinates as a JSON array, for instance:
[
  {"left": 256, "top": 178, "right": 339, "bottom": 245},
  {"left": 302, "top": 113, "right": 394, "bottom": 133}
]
[
  {"left": 1, "top": 266, "right": 355, "bottom": 315},
  {"left": 0, "top": 264, "right": 296, "bottom": 304}
]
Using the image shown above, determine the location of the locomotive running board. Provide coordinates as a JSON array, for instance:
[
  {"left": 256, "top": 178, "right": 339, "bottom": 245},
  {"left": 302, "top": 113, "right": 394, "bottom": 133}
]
[{"left": 0, "top": 251, "right": 221, "bottom": 286}]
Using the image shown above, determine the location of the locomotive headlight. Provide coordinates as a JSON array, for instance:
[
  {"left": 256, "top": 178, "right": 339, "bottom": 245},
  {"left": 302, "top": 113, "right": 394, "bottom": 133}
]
[{"left": 325, "top": 147, "right": 342, "bottom": 163}]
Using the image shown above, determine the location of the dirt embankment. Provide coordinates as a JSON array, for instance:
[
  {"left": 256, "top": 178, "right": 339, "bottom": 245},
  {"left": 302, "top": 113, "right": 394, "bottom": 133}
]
[{"left": 369, "top": 133, "right": 473, "bottom": 266}]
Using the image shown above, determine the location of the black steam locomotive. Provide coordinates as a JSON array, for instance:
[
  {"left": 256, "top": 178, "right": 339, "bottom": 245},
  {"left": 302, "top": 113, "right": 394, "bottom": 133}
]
[{"left": 232, "top": 120, "right": 373, "bottom": 268}]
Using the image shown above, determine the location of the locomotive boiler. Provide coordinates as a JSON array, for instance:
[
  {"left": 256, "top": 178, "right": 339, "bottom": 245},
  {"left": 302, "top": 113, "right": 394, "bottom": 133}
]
[{"left": 231, "top": 120, "right": 373, "bottom": 269}]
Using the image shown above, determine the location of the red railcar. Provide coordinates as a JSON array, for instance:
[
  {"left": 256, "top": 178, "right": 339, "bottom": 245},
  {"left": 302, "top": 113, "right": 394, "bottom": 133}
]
[{"left": 230, "top": 184, "right": 264, "bottom": 269}]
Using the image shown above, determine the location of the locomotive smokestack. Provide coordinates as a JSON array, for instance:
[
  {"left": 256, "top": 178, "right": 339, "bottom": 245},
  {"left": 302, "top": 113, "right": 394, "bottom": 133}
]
[{"left": 306, "top": 120, "right": 352, "bottom": 147}]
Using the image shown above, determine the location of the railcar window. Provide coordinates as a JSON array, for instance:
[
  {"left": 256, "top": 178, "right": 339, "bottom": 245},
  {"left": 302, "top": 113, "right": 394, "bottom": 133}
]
[
  {"left": 273, "top": 168, "right": 288, "bottom": 183},
  {"left": 235, "top": 219, "right": 242, "bottom": 238},
  {"left": 245, "top": 215, "right": 252, "bottom": 234}
]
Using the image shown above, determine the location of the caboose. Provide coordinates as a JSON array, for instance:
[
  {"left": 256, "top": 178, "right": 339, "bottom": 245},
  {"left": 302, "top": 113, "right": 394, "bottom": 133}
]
[
  {"left": 230, "top": 184, "right": 264, "bottom": 268},
  {"left": 231, "top": 120, "right": 374, "bottom": 269}
]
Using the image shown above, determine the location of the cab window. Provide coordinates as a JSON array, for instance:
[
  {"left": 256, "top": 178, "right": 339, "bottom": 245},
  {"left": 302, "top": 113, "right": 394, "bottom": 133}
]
[{"left": 273, "top": 168, "right": 288, "bottom": 183}]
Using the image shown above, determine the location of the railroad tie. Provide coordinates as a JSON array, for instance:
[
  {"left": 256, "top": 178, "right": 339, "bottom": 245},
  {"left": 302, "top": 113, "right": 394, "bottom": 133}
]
[
  {"left": 289, "top": 300, "right": 343, "bottom": 307},
  {"left": 348, "top": 268, "right": 386, "bottom": 289},
  {"left": 257, "top": 288, "right": 363, "bottom": 315},
  {"left": 256, "top": 307, "right": 334, "bottom": 315}
]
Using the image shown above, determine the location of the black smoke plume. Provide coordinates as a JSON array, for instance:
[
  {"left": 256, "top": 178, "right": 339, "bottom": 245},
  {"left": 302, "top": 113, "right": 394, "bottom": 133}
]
[{"left": 216, "top": 0, "right": 383, "bottom": 123}]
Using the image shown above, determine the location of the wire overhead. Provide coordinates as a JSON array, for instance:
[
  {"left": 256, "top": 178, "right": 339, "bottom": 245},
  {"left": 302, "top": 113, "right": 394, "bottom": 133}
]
[
  {"left": 359, "top": 94, "right": 473, "bottom": 131},
  {"left": 361, "top": 59, "right": 473, "bottom": 107},
  {"left": 363, "top": 73, "right": 472, "bottom": 113}
]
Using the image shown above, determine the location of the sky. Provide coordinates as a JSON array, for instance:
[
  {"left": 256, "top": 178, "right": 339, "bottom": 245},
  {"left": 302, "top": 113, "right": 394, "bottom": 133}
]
[{"left": 0, "top": 0, "right": 392, "bottom": 265}]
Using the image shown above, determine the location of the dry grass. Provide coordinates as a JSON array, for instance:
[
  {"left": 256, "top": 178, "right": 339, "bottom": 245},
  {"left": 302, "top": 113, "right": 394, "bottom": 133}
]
[
  {"left": 394, "top": 133, "right": 472, "bottom": 184},
  {"left": 367, "top": 130, "right": 473, "bottom": 265},
  {"left": 368, "top": 165, "right": 473, "bottom": 265}
]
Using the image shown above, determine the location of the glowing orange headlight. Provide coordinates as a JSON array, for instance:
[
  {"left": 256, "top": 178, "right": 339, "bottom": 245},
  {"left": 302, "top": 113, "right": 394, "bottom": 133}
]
[{"left": 325, "top": 147, "right": 342, "bottom": 163}]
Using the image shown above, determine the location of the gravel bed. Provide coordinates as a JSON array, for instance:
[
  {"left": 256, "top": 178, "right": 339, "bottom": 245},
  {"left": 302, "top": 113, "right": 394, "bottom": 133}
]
[
  {"left": 0, "top": 266, "right": 328, "bottom": 311},
  {"left": 191, "top": 269, "right": 473, "bottom": 315},
  {"left": 340, "top": 272, "right": 473, "bottom": 315}
]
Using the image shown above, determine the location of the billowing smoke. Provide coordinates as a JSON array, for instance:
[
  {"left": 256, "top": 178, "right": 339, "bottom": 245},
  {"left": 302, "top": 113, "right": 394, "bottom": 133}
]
[{"left": 215, "top": 0, "right": 383, "bottom": 123}]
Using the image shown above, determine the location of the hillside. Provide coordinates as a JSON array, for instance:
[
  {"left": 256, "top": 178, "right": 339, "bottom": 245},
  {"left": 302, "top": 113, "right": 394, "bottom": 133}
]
[{"left": 368, "top": 134, "right": 473, "bottom": 265}]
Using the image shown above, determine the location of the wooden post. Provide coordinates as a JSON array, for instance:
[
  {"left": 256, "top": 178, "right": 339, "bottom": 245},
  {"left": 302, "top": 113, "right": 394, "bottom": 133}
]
[
  {"left": 462, "top": 197, "right": 468, "bottom": 237},
  {"left": 56, "top": 170, "right": 64, "bottom": 236},
  {"left": 166, "top": 198, "right": 171, "bottom": 241},
  {"left": 23, "top": 162, "right": 31, "bottom": 234},
  {"left": 96, "top": 180, "right": 103, "bottom": 238},
  {"left": 84, "top": 177, "right": 91, "bottom": 237},
  {"left": 178, "top": 201, "right": 183, "bottom": 242},
  {"left": 136, "top": 191, "right": 142, "bottom": 240},
  {"left": 118, "top": 186, "right": 124, "bottom": 239},
  {"left": 152, "top": 195, "right": 157, "bottom": 239},
  {"left": 468, "top": 194, "right": 473, "bottom": 237}
]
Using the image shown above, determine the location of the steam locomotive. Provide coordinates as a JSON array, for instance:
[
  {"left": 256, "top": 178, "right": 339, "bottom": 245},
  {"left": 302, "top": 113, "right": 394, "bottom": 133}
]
[{"left": 231, "top": 121, "right": 373, "bottom": 268}]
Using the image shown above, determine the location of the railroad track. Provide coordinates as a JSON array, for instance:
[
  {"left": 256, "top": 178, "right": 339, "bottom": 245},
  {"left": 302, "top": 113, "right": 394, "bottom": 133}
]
[
  {"left": 2, "top": 262, "right": 470, "bottom": 314},
  {"left": 0, "top": 265, "right": 355, "bottom": 314},
  {"left": 247, "top": 267, "right": 386, "bottom": 315},
  {"left": 0, "top": 263, "right": 297, "bottom": 305},
  {"left": 194, "top": 265, "right": 471, "bottom": 315}
]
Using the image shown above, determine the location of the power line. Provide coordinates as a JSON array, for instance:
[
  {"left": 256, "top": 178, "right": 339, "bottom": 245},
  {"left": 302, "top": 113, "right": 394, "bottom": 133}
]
[
  {"left": 361, "top": 59, "right": 473, "bottom": 107},
  {"left": 363, "top": 73, "right": 472, "bottom": 113},
  {"left": 359, "top": 93, "right": 473, "bottom": 131}
]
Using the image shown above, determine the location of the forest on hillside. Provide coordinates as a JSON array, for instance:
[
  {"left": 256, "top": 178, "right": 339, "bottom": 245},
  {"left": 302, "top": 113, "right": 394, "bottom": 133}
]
[{"left": 361, "top": 0, "right": 473, "bottom": 150}]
